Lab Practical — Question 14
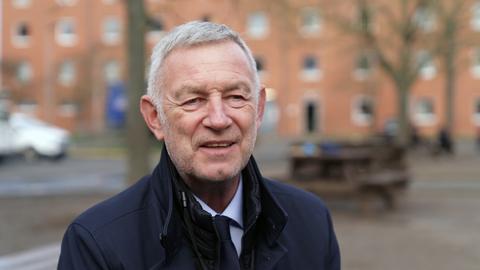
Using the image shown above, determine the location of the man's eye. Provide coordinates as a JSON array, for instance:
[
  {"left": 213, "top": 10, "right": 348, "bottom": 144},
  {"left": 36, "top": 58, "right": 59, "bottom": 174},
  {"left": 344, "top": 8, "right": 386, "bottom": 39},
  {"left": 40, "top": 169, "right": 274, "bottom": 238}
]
[
  {"left": 230, "top": 95, "right": 244, "bottom": 100},
  {"left": 226, "top": 95, "right": 247, "bottom": 107},
  {"left": 181, "top": 98, "right": 204, "bottom": 109},
  {"left": 184, "top": 98, "right": 201, "bottom": 105}
]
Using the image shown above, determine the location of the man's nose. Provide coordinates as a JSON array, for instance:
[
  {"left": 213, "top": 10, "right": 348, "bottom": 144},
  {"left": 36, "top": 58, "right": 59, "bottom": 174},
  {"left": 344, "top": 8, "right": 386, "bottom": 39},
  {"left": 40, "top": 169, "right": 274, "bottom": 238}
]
[{"left": 203, "top": 97, "right": 232, "bottom": 130}]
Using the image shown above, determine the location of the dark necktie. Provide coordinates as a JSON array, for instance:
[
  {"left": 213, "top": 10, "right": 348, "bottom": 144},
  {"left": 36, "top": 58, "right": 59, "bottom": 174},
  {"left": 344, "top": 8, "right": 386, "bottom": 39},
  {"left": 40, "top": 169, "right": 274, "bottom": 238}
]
[{"left": 214, "top": 215, "right": 241, "bottom": 270}]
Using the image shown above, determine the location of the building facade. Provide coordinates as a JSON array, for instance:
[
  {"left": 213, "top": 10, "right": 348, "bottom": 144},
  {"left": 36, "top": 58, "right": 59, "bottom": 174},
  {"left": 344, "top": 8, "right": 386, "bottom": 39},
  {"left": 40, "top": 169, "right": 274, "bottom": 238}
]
[
  {"left": 2, "top": 0, "right": 480, "bottom": 139},
  {"left": 1, "top": 0, "right": 126, "bottom": 132}
]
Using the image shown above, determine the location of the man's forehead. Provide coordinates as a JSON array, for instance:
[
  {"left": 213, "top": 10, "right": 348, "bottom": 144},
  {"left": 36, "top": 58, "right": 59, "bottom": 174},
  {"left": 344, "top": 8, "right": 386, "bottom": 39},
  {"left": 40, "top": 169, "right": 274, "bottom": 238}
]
[{"left": 163, "top": 40, "right": 249, "bottom": 66}]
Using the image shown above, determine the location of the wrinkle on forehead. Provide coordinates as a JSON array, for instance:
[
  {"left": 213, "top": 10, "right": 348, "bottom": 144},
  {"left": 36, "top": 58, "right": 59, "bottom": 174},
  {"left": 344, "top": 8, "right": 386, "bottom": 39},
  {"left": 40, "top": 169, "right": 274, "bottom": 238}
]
[{"left": 172, "top": 81, "right": 253, "bottom": 100}]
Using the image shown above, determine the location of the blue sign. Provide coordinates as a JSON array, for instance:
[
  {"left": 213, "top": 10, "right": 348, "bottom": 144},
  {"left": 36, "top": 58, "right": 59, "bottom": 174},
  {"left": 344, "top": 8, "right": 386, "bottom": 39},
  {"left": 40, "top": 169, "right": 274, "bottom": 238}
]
[{"left": 106, "top": 82, "right": 127, "bottom": 128}]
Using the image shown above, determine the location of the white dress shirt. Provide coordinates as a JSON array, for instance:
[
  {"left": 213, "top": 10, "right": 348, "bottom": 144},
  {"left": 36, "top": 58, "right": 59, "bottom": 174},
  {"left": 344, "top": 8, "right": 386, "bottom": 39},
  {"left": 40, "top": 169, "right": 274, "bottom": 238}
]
[{"left": 193, "top": 177, "right": 244, "bottom": 256}]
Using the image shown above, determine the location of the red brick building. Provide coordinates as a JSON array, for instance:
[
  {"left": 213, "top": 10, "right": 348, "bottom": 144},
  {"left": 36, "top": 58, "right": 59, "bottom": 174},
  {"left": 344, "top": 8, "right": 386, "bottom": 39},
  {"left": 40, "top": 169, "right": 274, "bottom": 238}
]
[
  {"left": 2, "top": 0, "right": 480, "bottom": 139},
  {"left": 1, "top": 0, "right": 126, "bottom": 132}
]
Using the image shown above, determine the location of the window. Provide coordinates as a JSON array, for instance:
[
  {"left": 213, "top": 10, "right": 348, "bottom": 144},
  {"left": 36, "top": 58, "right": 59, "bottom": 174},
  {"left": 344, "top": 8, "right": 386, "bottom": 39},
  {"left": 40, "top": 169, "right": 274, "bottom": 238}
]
[
  {"left": 416, "top": 50, "right": 436, "bottom": 79},
  {"left": 12, "top": 22, "right": 30, "bottom": 47},
  {"left": 148, "top": 17, "right": 164, "bottom": 32},
  {"left": 57, "top": 60, "right": 76, "bottom": 86},
  {"left": 56, "top": 0, "right": 77, "bottom": 6},
  {"left": 16, "top": 61, "right": 33, "bottom": 84},
  {"left": 58, "top": 101, "right": 78, "bottom": 117},
  {"left": 303, "top": 56, "right": 317, "bottom": 70},
  {"left": 260, "top": 88, "right": 279, "bottom": 133},
  {"left": 414, "top": 6, "right": 436, "bottom": 32},
  {"left": 300, "top": 8, "right": 321, "bottom": 35},
  {"left": 413, "top": 97, "right": 436, "bottom": 126},
  {"left": 255, "top": 57, "right": 264, "bottom": 72},
  {"left": 472, "top": 2, "right": 480, "bottom": 31},
  {"left": 354, "top": 53, "right": 373, "bottom": 80},
  {"left": 104, "top": 60, "right": 121, "bottom": 83},
  {"left": 473, "top": 98, "right": 480, "bottom": 125},
  {"left": 102, "top": 17, "right": 122, "bottom": 45},
  {"left": 247, "top": 11, "right": 268, "bottom": 38},
  {"left": 12, "top": 0, "right": 32, "bottom": 8},
  {"left": 357, "top": 4, "right": 374, "bottom": 32},
  {"left": 254, "top": 56, "right": 265, "bottom": 77},
  {"left": 352, "top": 95, "right": 374, "bottom": 126},
  {"left": 471, "top": 48, "right": 480, "bottom": 78},
  {"left": 301, "top": 55, "right": 321, "bottom": 81},
  {"left": 55, "top": 18, "right": 77, "bottom": 47},
  {"left": 17, "top": 100, "right": 37, "bottom": 114},
  {"left": 147, "top": 17, "right": 165, "bottom": 43},
  {"left": 305, "top": 101, "right": 318, "bottom": 133}
]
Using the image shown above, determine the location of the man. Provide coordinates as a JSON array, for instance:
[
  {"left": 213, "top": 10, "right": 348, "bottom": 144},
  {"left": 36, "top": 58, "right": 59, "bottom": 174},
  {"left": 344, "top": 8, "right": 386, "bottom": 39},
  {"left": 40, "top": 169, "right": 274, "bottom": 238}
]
[{"left": 58, "top": 21, "right": 340, "bottom": 270}]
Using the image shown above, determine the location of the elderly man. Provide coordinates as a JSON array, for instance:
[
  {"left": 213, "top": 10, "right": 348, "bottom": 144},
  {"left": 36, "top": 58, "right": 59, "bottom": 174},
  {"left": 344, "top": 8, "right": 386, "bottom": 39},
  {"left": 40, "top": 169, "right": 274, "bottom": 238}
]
[{"left": 58, "top": 21, "right": 340, "bottom": 270}]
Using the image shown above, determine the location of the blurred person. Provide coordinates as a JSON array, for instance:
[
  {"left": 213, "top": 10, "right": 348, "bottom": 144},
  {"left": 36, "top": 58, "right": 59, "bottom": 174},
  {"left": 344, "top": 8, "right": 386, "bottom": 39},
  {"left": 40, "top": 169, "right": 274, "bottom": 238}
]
[
  {"left": 410, "top": 124, "right": 420, "bottom": 148},
  {"left": 58, "top": 21, "right": 340, "bottom": 270},
  {"left": 437, "top": 126, "right": 454, "bottom": 155}
]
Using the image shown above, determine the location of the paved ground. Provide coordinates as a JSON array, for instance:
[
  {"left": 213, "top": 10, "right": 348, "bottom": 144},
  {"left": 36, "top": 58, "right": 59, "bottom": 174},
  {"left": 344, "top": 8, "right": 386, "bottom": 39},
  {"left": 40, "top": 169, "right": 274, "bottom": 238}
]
[
  {"left": 0, "top": 194, "right": 108, "bottom": 257},
  {"left": 0, "top": 138, "right": 479, "bottom": 269},
  {"left": 332, "top": 141, "right": 480, "bottom": 270},
  {"left": 0, "top": 158, "right": 125, "bottom": 197}
]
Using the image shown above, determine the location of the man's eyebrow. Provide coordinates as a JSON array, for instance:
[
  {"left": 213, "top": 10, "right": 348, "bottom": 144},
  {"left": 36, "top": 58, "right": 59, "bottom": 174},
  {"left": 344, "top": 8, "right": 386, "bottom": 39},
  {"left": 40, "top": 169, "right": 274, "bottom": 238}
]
[
  {"left": 223, "top": 82, "right": 252, "bottom": 93},
  {"left": 173, "top": 81, "right": 252, "bottom": 99},
  {"left": 174, "top": 85, "right": 206, "bottom": 99}
]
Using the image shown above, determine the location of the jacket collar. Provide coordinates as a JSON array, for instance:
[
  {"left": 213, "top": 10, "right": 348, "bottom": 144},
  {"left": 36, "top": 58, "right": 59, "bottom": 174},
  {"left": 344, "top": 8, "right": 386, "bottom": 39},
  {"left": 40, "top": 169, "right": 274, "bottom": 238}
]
[
  {"left": 150, "top": 147, "right": 288, "bottom": 262},
  {"left": 150, "top": 148, "right": 184, "bottom": 262},
  {"left": 242, "top": 156, "right": 288, "bottom": 247}
]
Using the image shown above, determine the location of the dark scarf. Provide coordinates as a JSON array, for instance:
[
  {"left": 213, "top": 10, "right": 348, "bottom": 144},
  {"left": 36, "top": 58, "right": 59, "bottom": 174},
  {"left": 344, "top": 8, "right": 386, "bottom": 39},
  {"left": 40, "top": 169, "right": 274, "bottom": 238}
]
[{"left": 162, "top": 148, "right": 262, "bottom": 270}]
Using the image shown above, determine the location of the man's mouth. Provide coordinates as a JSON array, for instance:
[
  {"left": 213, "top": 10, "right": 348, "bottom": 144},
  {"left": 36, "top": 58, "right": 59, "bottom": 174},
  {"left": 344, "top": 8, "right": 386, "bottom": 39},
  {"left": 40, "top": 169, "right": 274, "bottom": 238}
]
[{"left": 201, "top": 142, "right": 235, "bottom": 148}]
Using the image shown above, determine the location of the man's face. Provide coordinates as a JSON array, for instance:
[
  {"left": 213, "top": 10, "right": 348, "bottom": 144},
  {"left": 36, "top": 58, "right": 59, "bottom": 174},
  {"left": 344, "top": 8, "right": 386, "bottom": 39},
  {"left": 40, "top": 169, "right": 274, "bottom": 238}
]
[{"left": 150, "top": 41, "right": 265, "bottom": 184}]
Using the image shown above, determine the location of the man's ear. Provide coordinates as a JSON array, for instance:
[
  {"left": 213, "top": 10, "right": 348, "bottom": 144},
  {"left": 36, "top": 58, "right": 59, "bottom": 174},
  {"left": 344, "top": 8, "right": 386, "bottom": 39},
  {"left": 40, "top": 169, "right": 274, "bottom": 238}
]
[
  {"left": 256, "top": 86, "right": 266, "bottom": 130},
  {"left": 140, "top": 95, "right": 164, "bottom": 140}
]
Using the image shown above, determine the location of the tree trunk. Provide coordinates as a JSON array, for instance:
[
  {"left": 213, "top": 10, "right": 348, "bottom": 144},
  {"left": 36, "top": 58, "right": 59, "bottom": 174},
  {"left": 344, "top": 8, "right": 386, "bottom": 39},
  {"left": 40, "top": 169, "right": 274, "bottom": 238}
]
[
  {"left": 444, "top": 50, "right": 455, "bottom": 136},
  {"left": 126, "top": 0, "right": 150, "bottom": 184},
  {"left": 443, "top": 18, "right": 457, "bottom": 139},
  {"left": 396, "top": 81, "right": 411, "bottom": 148}
]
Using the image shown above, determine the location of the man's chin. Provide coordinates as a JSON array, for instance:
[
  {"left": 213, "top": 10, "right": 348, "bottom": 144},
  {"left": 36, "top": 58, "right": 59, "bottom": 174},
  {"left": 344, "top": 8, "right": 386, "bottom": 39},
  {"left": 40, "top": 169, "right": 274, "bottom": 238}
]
[
  {"left": 193, "top": 165, "right": 242, "bottom": 183},
  {"left": 197, "top": 171, "right": 238, "bottom": 183}
]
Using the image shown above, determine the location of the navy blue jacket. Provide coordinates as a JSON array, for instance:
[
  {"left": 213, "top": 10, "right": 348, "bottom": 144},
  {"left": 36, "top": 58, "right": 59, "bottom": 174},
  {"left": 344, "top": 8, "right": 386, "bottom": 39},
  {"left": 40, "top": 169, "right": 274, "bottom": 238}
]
[{"left": 58, "top": 152, "right": 340, "bottom": 270}]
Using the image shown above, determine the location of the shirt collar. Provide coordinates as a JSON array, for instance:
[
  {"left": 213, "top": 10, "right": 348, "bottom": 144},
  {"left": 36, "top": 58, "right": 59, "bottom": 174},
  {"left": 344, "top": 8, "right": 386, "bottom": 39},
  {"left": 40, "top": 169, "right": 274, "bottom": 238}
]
[{"left": 194, "top": 176, "right": 244, "bottom": 229}]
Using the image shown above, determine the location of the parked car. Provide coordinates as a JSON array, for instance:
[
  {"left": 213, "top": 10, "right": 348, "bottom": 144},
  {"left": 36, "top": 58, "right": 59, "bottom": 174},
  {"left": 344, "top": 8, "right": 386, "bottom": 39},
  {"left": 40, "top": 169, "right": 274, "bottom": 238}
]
[
  {"left": 0, "top": 113, "right": 70, "bottom": 161},
  {"left": 0, "top": 120, "right": 17, "bottom": 159}
]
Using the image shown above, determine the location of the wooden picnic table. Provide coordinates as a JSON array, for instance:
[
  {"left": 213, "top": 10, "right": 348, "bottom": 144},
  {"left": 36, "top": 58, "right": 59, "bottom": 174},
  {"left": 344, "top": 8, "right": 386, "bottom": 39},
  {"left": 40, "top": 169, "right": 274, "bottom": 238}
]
[
  {"left": 288, "top": 142, "right": 410, "bottom": 211},
  {"left": 291, "top": 148, "right": 374, "bottom": 180}
]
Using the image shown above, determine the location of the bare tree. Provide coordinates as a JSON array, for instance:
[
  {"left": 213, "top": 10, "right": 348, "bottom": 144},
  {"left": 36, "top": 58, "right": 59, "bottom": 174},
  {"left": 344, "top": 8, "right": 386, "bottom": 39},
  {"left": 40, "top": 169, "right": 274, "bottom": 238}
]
[
  {"left": 325, "top": 0, "right": 439, "bottom": 146},
  {"left": 431, "top": 0, "right": 470, "bottom": 141},
  {"left": 126, "top": 0, "right": 151, "bottom": 183},
  {"left": 251, "top": 0, "right": 434, "bottom": 144}
]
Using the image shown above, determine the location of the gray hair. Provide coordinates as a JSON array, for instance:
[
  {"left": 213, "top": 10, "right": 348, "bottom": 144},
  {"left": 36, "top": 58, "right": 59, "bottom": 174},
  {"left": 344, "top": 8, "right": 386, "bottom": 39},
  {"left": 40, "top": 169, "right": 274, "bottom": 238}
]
[{"left": 146, "top": 21, "right": 260, "bottom": 113}]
